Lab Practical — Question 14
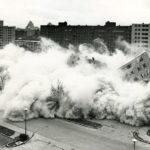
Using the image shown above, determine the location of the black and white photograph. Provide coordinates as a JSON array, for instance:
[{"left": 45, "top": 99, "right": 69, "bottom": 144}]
[{"left": 0, "top": 0, "right": 150, "bottom": 149}]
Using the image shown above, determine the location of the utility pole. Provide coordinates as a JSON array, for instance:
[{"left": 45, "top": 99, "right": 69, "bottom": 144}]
[
  {"left": 132, "top": 138, "right": 137, "bottom": 150},
  {"left": 24, "top": 108, "right": 28, "bottom": 135}
]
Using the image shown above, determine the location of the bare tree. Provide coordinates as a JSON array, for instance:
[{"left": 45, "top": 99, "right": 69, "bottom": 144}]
[{"left": 46, "top": 82, "right": 65, "bottom": 112}]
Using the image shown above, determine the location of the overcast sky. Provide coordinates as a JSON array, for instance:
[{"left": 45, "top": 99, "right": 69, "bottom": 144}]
[{"left": 1, "top": 0, "right": 150, "bottom": 28}]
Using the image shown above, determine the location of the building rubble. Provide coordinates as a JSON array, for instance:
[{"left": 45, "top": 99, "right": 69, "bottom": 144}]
[{"left": 120, "top": 52, "right": 150, "bottom": 82}]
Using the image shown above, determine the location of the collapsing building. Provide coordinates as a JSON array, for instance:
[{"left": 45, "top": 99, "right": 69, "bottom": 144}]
[{"left": 120, "top": 52, "right": 150, "bottom": 82}]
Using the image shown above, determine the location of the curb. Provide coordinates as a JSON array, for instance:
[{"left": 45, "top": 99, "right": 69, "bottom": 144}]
[
  {"left": 0, "top": 124, "right": 34, "bottom": 148},
  {"left": 133, "top": 131, "right": 150, "bottom": 144},
  {"left": 0, "top": 121, "right": 79, "bottom": 150}
]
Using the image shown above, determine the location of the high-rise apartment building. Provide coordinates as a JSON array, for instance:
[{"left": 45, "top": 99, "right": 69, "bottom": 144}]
[
  {"left": 131, "top": 24, "right": 150, "bottom": 52},
  {"left": 40, "top": 21, "right": 131, "bottom": 52},
  {"left": 0, "top": 20, "right": 15, "bottom": 49},
  {"left": 120, "top": 52, "right": 150, "bottom": 82}
]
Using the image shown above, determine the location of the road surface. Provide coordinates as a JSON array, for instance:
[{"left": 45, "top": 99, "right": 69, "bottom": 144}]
[{"left": 5, "top": 118, "right": 149, "bottom": 150}]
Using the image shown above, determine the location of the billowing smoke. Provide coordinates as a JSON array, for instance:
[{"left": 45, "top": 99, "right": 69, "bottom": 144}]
[{"left": 0, "top": 38, "right": 150, "bottom": 126}]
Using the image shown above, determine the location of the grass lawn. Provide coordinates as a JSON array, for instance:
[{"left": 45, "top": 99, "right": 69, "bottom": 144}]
[{"left": 0, "top": 133, "right": 13, "bottom": 147}]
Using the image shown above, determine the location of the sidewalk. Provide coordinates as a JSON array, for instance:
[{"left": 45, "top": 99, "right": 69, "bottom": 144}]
[
  {"left": 138, "top": 127, "right": 150, "bottom": 142},
  {"left": 0, "top": 121, "right": 77, "bottom": 150},
  {"left": 133, "top": 127, "right": 150, "bottom": 144}
]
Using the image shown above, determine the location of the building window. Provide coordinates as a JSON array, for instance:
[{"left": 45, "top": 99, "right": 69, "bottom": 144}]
[
  {"left": 142, "top": 24, "right": 149, "bottom": 27},
  {"left": 142, "top": 29, "right": 148, "bottom": 31},
  {"left": 139, "top": 57, "right": 143, "bottom": 62},
  {"left": 142, "top": 41, "right": 148, "bottom": 43},
  {"left": 137, "top": 67, "right": 141, "bottom": 71},
  {"left": 143, "top": 63, "right": 147, "bottom": 68},
  {"left": 142, "top": 33, "right": 148, "bottom": 35},
  {"left": 142, "top": 37, "right": 148, "bottom": 39},
  {"left": 126, "top": 64, "right": 131, "bottom": 69}
]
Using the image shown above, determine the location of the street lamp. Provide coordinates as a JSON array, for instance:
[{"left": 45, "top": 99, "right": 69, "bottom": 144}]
[
  {"left": 24, "top": 108, "right": 28, "bottom": 135},
  {"left": 132, "top": 138, "right": 137, "bottom": 150}
]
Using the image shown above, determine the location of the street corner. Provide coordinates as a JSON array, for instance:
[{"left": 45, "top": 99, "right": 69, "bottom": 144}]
[
  {"left": 0, "top": 124, "right": 34, "bottom": 149},
  {"left": 0, "top": 122, "right": 78, "bottom": 150},
  {"left": 133, "top": 127, "right": 150, "bottom": 144},
  {"left": 2, "top": 134, "right": 79, "bottom": 150}
]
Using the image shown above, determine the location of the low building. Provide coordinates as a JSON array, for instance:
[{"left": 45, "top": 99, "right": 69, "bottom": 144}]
[
  {"left": 15, "top": 39, "right": 41, "bottom": 51},
  {"left": 120, "top": 52, "right": 150, "bottom": 82}
]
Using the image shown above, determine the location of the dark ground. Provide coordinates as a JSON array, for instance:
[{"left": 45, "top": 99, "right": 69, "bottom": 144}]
[{"left": 0, "top": 134, "right": 12, "bottom": 147}]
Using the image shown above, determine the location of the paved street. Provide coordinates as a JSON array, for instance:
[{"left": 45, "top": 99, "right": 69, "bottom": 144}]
[{"left": 5, "top": 118, "right": 149, "bottom": 150}]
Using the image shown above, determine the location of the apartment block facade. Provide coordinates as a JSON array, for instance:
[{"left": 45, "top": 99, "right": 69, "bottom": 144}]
[
  {"left": 0, "top": 21, "right": 15, "bottom": 49},
  {"left": 131, "top": 24, "right": 150, "bottom": 52},
  {"left": 41, "top": 21, "right": 131, "bottom": 52},
  {"left": 15, "top": 39, "right": 41, "bottom": 51},
  {"left": 120, "top": 52, "right": 150, "bottom": 82}
]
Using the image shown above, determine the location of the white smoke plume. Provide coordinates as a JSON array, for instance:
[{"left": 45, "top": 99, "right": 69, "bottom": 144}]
[{"left": 0, "top": 38, "right": 150, "bottom": 126}]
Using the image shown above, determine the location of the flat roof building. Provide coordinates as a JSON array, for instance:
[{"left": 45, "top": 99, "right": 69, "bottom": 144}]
[
  {"left": 15, "top": 39, "right": 41, "bottom": 51},
  {"left": 131, "top": 24, "right": 150, "bottom": 52},
  {"left": 40, "top": 21, "right": 131, "bottom": 52}
]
